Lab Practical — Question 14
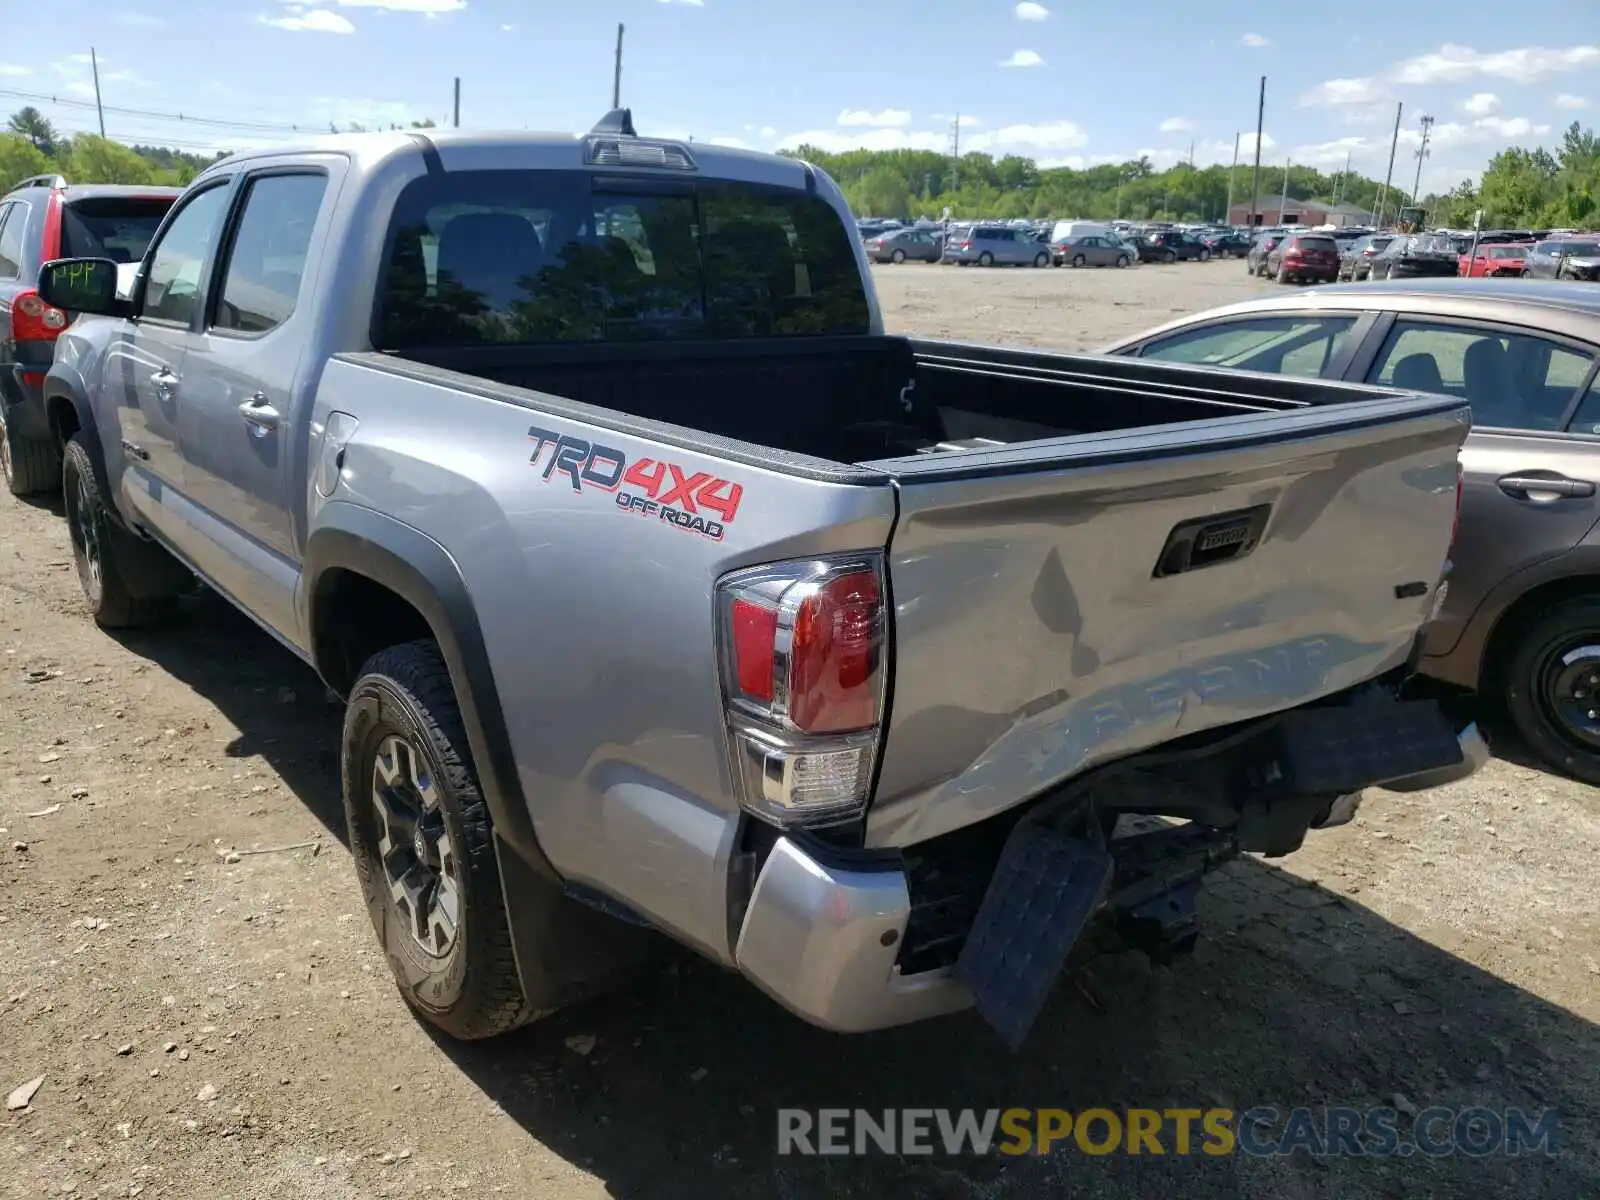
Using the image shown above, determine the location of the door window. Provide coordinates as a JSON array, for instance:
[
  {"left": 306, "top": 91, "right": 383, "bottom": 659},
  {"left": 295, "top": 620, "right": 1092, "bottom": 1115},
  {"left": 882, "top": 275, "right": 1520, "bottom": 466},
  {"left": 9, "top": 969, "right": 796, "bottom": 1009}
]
[
  {"left": 213, "top": 173, "right": 329, "bottom": 334},
  {"left": 0, "top": 202, "right": 25, "bottom": 279},
  {"left": 1366, "top": 320, "right": 1597, "bottom": 431},
  {"left": 1137, "top": 315, "right": 1360, "bottom": 378},
  {"left": 142, "top": 184, "right": 232, "bottom": 326},
  {"left": 1563, "top": 374, "right": 1600, "bottom": 436}
]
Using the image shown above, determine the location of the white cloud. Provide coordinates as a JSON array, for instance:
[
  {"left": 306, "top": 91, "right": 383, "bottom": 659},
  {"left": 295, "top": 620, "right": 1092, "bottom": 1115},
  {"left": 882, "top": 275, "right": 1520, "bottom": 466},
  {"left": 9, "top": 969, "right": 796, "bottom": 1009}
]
[
  {"left": 1158, "top": 117, "right": 1195, "bottom": 133},
  {"left": 1461, "top": 92, "right": 1501, "bottom": 115},
  {"left": 1241, "top": 33, "right": 1270, "bottom": 47},
  {"left": 501, "top": 23, "right": 513, "bottom": 30},
  {"left": 778, "top": 128, "right": 949, "bottom": 153},
  {"left": 331, "top": 0, "right": 465, "bottom": 9},
  {"left": 1392, "top": 43, "right": 1600, "bottom": 85},
  {"left": 999, "top": 49, "right": 1044, "bottom": 68},
  {"left": 1298, "top": 76, "right": 1391, "bottom": 107},
  {"left": 931, "top": 113, "right": 983, "bottom": 127},
  {"left": 1014, "top": 2, "right": 1049, "bottom": 19},
  {"left": 1037, "top": 155, "right": 1085, "bottom": 169},
  {"left": 1290, "top": 135, "right": 1373, "bottom": 168},
  {"left": 1555, "top": 93, "right": 1589, "bottom": 109},
  {"left": 1472, "top": 115, "right": 1550, "bottom": 139},
  {"left": 779, "top": 117, "right": 1084, "bottom": 157},
  {"left": 756, "top": 125, "right": 776, "bottom": 138},
  {"left": 0, "top": 64, "right": 30, "bottom": 75},
  {"left": 113, "top": 12, "right": 164, "bottom": 27},
  {"left": 657, "top": 0, "right": 705, "bottom": 5},
  {"left": 708, "top": 136, "right": 748, "bottom": 149},
  {"left": 264, "top": 9, "right": 357, "bottom": 32},
  {"left": 966, "top": 121, "right": 1088, "bottom": 153},
  {"left": 837, "top": 108, "right": 911, "bottom": 128}
]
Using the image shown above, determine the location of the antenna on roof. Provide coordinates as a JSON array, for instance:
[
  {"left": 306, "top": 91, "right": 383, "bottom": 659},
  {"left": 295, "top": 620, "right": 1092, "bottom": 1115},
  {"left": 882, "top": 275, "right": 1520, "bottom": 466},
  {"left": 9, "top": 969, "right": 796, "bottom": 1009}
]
[{"left": 590, "top": 108, "right": 636, "bottom": 137}]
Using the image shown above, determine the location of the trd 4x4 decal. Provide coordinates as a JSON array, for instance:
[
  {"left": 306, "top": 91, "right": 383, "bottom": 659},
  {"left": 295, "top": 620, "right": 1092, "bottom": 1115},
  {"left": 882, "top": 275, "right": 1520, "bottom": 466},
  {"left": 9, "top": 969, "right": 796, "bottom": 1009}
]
[{"left": 527, "top": 426, "right": 745, "bottom": 542}]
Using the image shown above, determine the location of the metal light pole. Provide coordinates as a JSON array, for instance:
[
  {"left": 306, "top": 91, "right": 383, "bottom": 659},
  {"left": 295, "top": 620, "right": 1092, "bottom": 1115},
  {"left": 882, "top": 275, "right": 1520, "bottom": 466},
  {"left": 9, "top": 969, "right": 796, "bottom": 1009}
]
[
  {"left": 1225, "top": 131, "right": 1240, "bottom": 222},
  {"left": 89, "top": 47, "right": 106, "bottom": 136},
  {"left": 612, "top": 23, "right": 625, "bottom": 109},
  {"left": 1412, "top": 114, "right": 1434, "bottom": 204}
]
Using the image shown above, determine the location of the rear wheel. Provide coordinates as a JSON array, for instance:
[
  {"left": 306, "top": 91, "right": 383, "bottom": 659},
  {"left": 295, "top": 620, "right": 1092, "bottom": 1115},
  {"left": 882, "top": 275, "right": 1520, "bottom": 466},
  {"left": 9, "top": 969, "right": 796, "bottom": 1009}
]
[
  {"left": 1163, "top": 249, "right": 1177, "bottom": 264},
  {"left": 1504, "top": 597, "right": 1600, "bottom": 785},
  {"left": 62, "top": 435, "right": 189, "bottom": 628},
  {"left": 891, "top": 249, "right": 906, "bottom": 264},
  {"left": 343, "top": 640, "right": 548, "bottom": 1039},
  {"left": 1198, "top": 248, "right": 1211, "bottom": 262},
  {"left": 0, "top": 416, "right": 60, "bottom": 497},
  {"left": 1275, "top": 263, "right": 1289, "bottom": 284},
  {"left": 1033, "top": 251, "right": 1050, "bottom": 268},
  {"left": 978, "top": 251, "right": 994, "bottom": 267}
]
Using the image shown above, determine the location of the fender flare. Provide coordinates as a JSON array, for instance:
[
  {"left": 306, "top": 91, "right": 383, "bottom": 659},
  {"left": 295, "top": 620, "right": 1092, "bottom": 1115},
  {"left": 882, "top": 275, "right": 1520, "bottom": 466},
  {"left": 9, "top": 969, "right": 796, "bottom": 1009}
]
[
  {"left": 302, "top": 505, "right": 557, "bottom": 883},
  {"left": 40, "top": 368, "right": 113, "bottom": 501}
]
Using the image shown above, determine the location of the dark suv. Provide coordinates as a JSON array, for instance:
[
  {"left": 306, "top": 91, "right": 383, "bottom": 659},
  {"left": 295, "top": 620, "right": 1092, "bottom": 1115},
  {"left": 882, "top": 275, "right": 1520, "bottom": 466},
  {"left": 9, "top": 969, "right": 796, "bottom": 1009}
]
[
  {"left": 0, "top": 174, "right": 180, "bottom": 494},
  {"left": 1137, "top": 230, "right": 1210, "bottom": 263},
  {"left": 1265, "top": 233, "right": 1341, "bottom": 284}
]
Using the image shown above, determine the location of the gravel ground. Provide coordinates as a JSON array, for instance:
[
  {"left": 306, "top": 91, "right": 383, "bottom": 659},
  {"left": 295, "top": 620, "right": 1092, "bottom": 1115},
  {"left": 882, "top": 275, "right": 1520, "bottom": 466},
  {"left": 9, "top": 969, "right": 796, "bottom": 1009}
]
[{"left": 3, "top": 260, "right": 1598, "bottom": 1200}]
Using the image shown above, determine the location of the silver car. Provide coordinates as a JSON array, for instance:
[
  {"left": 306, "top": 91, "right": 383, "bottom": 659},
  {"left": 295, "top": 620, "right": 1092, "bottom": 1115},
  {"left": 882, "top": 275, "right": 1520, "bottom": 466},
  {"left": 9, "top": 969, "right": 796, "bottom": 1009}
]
[
  {"left": 1052, "top": 234, "right": 1132, "bottom": 269},
  {"left": 942, "top": 224, "right": 1053, "bottom": 267}
]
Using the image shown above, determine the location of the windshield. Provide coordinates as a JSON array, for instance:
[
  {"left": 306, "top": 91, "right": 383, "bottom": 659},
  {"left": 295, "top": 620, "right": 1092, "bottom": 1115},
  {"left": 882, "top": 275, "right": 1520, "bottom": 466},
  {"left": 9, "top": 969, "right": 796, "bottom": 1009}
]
[
  {"left": 375, "top": 170, "right": 870, "bottom": 348},
  {"left": 1485, "top": 246, "right": 1525, "bottom": 259},
  {"left": 60, "top": 197, "right": 174, "bottom": 263}
]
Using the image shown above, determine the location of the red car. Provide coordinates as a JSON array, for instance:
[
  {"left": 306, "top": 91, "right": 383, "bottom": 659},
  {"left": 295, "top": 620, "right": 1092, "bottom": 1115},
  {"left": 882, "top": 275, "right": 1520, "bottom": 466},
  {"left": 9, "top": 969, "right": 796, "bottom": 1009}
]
[
  {"left": 1458, "top": 242, "right": 1528, "bottom": 278},
  {"left": 1264, "top": 233, "right": 1340, "bottom": 284}
]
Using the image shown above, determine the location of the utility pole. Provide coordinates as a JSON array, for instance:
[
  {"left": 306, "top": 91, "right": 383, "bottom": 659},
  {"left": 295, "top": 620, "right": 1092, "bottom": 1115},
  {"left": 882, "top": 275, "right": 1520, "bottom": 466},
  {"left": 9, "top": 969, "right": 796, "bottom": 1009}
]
[
  {"left": 1281, "top": 156, "right": 1291, "bottom": 214},
  {"left": 1376, "top": 100, "right": 1403, "bottom": 228},
  {"left": 1225, "top": 131, "right": 1239, "bottom": 223},
  {"left": 452, "top": 77, "right": 460, "bottom": 128},
  {"left": 1412, "top": 114, "right": 1434, "bottom": 205},
  {"left": 1333, "top": 151, "right": 1350, "bottom": 205},
  {"left": 1247, "top": 75, "right": 1266, "bottom": 229},
  {"left": 612, "top": 23, "right": 624, "bottom": 109},
  {"left": 89, "top": 47, "right": 105, "bottom": 136},
  {"left": 949, "top": 113, "right": 961, "bottom": 193},
  {"left": 1188, "top": 138, "right": 1195, "bottom": 168}
]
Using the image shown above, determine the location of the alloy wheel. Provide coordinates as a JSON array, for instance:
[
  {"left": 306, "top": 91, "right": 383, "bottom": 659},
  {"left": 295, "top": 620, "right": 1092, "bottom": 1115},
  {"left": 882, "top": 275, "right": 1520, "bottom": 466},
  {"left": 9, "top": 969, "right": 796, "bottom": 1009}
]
[
  {"left": 72, "top": 469, "right": 102, "bottom": 590},
  {"left": 371, "top": 733, "right": 462, "bottom": 958},
  {"left": 1538, "top": 640, "right": 1600, "bottom": 752}
]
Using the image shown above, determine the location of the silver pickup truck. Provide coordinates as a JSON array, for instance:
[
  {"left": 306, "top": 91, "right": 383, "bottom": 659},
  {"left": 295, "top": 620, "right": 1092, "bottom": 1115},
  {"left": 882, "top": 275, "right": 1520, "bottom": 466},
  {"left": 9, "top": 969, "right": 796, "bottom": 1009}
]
[{"left": 35, "top": 111, "right": 1483, "bottom": 1048}]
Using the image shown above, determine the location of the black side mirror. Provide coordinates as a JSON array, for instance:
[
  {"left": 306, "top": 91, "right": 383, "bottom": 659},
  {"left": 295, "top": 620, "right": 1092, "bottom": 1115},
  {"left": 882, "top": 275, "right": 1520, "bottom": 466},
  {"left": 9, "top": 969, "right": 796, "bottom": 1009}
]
[{"left": 38, "top": 258, "right": 124, "bottom": 316}]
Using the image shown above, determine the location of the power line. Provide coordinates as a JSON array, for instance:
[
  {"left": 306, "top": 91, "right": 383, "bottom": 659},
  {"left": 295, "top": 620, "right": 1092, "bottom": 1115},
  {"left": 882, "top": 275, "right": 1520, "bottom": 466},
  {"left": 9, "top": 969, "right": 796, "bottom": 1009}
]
[{"left": 0, "top": 85, "right": 375, "bottom": 134}]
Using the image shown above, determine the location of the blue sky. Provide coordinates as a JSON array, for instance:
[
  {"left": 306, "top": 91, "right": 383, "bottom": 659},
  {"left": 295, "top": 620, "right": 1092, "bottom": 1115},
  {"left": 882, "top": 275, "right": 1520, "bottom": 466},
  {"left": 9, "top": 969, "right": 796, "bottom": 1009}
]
[{"left": 1, "top": 0, "right": 1596, "bottom": 190}]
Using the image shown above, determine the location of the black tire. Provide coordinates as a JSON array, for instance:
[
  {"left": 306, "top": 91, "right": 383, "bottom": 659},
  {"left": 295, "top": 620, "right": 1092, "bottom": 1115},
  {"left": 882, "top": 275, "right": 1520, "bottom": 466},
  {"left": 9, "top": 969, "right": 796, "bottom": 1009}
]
[
  {"left": 61, "top": 435, "right": 187, "bottom": 628},
  {"left": 978, "top": 251, "right": 994, "bottom": 267},
  {"left": 891, "top": 249, "right": 906, "bottom": 264},
  {"left": 0, "top": 416, "right": 60, "bottom": 497},
  {"left": 343, "top": 640, "right": 546, "bottom": 1039},
  {"left": 1034, "top": 251, "right": 1050, "bottom": 268},
  {"left": 1198, "top": 248, "right": 1211, "bottom": 262},
  {"left": 1115, "top": 254, "right": 1129, "bottom": 268},
  {"left": 1503, "top": 597, "right": 1600, "bottom": 785},
  {"left": 1072, "top": 254, "right": 1086, "bottom": 268},
  {"left": 1276, "top": 263, "right": 1289, "bottom": 285},
  {"left": 1163, "top": 249, "right": 1177, "bottom": 264}
]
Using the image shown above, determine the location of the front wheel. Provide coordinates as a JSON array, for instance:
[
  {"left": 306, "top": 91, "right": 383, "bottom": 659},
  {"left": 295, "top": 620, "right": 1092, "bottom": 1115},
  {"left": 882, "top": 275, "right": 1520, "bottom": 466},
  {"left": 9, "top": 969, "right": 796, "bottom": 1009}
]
[
  {"left": 1163, "top": 250, "right": 1177, "bottom": 264},
  {"left": 344, "top": 641, "right": 547, "bottom": 1039},
  {"left": 1198, "top": 249, "right": 1211, "bottom": 262},
  {"left": 978, "top": 252, "right": 994, "bottom": 267},
  {"left": 1504, "top": 597, "right": 1600, "bottom": 785},
  {"left": 891, "top": 249, "right": 906, "bottom": 264},
  {"left": 1072, "top": 254, "right": 1087, "bottom": 268},
  {"left": 1115, "top": 254, "right": 1129, "bottom": 268},
  {"left": 1034, "top": 251, "right": 1050, "bottom": 268},
  {"left": 62, "top": 435, "right": 188, "bottom": 627}
]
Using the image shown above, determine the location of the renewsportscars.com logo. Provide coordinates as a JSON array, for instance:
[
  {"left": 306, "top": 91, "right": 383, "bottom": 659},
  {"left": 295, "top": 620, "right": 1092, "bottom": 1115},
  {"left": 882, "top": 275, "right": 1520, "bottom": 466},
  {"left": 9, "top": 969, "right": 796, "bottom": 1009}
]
[
  {"left": 527, "top": 426, "right": 745, "bottom": 542},
  {"left": 776, "top": 1106, "right": 1562, "bottom": 1159}
]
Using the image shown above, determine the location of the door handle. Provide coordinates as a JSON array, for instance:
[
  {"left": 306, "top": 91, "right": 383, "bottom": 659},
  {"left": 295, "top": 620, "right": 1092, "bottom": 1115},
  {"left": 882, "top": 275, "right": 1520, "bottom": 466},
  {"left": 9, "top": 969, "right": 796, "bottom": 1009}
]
[
  {"left": 238, "top": 392, "right": 281, "bottom": 433},
  {"left": 1497, "top": 473, "right": 1596, "bottom": 500},
  {"left": 150, "top": 368, "right": 178, "bottom": 399}
]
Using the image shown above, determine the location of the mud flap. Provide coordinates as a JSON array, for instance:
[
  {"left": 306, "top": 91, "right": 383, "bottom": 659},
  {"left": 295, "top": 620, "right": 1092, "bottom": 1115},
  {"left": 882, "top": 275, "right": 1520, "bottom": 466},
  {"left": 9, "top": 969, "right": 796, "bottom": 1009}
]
[{"left": 954, "top": 823, "right": 1113, "bottom": 1050}]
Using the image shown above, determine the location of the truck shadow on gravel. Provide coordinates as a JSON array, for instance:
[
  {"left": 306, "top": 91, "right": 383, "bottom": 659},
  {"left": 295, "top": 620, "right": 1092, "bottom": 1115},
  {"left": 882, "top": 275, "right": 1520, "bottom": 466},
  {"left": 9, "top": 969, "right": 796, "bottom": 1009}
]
[{"left": 109, "top": 596, "right": 1599, "bottom": 1200}]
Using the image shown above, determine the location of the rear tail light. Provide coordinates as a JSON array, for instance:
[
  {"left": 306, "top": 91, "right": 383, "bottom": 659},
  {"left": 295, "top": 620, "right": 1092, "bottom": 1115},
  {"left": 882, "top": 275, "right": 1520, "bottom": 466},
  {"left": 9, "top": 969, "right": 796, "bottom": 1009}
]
[
  {"left": 12, "top": 290, "right": 70, "bottom": 341},
  {"left": 717, "top": 555, "right": 888, "bottom": 827}
]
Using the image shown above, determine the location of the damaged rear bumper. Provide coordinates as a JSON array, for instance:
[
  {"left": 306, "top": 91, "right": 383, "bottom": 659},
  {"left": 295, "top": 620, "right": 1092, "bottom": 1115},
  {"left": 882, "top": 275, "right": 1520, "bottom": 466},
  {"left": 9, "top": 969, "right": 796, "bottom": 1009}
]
[{"left": 732, "top": 709, "right": 1487, "bottom": 1037}]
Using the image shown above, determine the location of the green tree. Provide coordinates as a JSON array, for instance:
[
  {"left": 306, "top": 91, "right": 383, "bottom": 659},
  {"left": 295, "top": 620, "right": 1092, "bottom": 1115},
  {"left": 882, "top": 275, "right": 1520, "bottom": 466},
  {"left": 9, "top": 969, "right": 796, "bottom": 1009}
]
[
  {"left": 58, "top": 135, "right": 156, "bottom": 186},
  {"left": 0, "top": 134, "right": 52, "bottom": 191},
  {"left": 7, "top": 107, "right": 57, "bottom": 155},
  {"left": 851, "top": 167, "right": 911, "bottom": 218}
]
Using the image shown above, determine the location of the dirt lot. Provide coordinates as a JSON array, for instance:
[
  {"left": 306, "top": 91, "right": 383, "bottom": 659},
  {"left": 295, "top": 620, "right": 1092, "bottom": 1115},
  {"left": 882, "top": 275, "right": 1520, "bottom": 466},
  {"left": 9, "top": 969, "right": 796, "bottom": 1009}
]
[{"left": 3, "top": 260, "right": 1598, "bottom": 1200}]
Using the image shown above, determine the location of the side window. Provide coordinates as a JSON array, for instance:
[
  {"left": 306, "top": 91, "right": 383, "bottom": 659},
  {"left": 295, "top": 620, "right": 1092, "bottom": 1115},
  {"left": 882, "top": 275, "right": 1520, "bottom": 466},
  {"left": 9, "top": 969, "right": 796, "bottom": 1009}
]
[
  {"left": 1567, "top": 375, "right": 1600, "bottom": 436},
  {"left": 1367, "top": 320, "right": 1597, "bottom": 432},
  {"left": 213, "top": 173, "right": 328, "bottom": 334},
  {"left": 1138, "top": 315, "right": 1359, "bottom": 379},
  {"left": 142, "top": 184, "right": 233, "bottom": 326},
  {"left": 0, "top": 202, "right": 25, "bottom": 279}
]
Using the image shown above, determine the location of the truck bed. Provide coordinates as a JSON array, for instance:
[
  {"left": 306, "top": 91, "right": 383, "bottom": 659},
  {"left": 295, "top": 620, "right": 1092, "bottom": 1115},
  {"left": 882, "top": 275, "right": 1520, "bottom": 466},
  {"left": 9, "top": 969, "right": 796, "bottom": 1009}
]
[{"left": 370, "top": 334, "right": 1370, "bottom": 467}]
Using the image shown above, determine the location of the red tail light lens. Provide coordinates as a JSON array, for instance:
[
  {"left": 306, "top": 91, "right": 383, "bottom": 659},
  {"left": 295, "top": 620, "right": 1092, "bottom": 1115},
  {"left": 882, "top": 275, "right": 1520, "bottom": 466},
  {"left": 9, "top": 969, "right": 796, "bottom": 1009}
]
[
  {"left": 717, "top": 556, "right": 888, "bottom": 827},
  {"left": 12, "top": 290, "right": 69, "bottom": 341}
]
